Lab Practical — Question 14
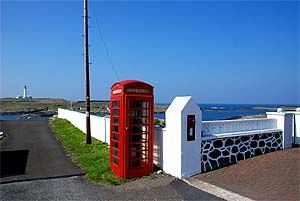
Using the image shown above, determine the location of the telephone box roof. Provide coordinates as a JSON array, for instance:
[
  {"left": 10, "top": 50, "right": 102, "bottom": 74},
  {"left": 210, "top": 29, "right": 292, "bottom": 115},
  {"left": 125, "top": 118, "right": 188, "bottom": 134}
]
[{"left": 111, "top": 80, "right": 153, "bottom": 90}]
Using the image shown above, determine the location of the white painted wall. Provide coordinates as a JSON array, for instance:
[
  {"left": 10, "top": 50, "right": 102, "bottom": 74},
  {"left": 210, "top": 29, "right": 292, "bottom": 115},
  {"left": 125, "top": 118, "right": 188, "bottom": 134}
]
[
  {"left": 267, "top": 112, "right": 293, "bottom": 149},
  {"left": 163, "top": 101, "right": 182, "bottom": 178},
  {"left": 294, "top": 112, "right": 300, "bottom": 145},
  {"left": 58, "top": 108, "right": 165, "bottom": 166},
  {"left": 154, "top": 126, "right": 165, "bottom": 168},
  {"left": 163, "top": 96, "right": 202, "bottom": 179},
  {"left": 202, "top": 118, "right": 277, "bottom": 136},
  {"left": 285, "top": 111, "right": 300, "bottom": 145},
  {"left": 58, "top": 108, "right": 110, "bottom": 144}
]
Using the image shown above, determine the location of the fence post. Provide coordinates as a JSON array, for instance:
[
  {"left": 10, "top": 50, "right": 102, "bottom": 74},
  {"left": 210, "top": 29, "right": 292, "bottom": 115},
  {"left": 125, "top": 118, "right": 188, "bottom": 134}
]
[
  {"left": 267, "top": 111, "right": 293, "bottom": 149},
  {"left": 162, "top": 96, "right": 202, "bottom": 179}
]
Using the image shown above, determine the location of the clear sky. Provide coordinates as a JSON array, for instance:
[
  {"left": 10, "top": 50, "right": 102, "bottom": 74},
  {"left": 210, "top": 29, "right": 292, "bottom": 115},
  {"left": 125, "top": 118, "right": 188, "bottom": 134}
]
[{"left": 1, "top": 0, "right": 299, "bottom": 104}]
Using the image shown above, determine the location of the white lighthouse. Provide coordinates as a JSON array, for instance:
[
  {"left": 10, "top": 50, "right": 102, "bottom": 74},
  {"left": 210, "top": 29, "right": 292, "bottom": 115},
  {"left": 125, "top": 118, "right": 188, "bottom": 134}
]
[{"left": 23, "top": 85, "right": 28, "bottom": 99}]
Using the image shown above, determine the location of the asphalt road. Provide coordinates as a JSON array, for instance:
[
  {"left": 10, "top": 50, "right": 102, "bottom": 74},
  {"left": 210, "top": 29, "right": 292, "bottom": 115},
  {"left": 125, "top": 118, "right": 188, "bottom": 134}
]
[
  {"left": 1, "top": 175, "right": 224, "bottom": 201},
  {"left": 0, "top": 119, "right": 223, "bottom": 200},
  {"left": 0, "top": 119, "right": 83, "bottom": 183}
]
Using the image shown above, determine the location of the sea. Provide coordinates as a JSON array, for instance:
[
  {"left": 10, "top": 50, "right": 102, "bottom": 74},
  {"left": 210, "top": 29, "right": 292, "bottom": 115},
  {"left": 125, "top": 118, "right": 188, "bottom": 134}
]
[
  {"left": 154, "top": 104, "right": 300, "bottom": 121},
  {"left": 0, "top": 114, "right": 50, "bottom": 121},
  {"left": 0, "top": 104, "right": 299, "bottom": 121}
]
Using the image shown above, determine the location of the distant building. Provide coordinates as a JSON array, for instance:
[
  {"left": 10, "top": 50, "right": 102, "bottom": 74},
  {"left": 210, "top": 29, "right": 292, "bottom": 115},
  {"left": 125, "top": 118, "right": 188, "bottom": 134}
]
[
  {"left": 16, "top": 85, "right": 32, "bottom": 99},
  {"left": 23, "top": 85, "right": 27, "bottom": 99}
]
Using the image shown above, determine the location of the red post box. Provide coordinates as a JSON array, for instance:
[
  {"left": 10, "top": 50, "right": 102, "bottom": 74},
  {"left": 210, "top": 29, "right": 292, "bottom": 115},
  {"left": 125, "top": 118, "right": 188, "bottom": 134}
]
[{"left": 110, "top": 80, "right": 154, "bottom": 179}]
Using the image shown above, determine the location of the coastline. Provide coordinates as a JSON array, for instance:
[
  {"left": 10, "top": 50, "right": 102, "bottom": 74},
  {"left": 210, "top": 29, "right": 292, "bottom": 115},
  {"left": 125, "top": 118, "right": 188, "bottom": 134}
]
[{"left": 1, "top": 98, "right": 299, "bottom": 121}]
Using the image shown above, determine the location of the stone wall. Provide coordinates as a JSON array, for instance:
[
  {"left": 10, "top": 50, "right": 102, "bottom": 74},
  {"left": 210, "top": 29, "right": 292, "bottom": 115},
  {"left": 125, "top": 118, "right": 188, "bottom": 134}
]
[{"left": 201, "top": 131, "right": 283, "bottom": 173}]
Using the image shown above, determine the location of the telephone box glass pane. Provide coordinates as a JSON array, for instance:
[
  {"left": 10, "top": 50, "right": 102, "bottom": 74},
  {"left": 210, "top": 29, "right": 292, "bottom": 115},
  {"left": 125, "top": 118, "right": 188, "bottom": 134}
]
[
  {"left": 113, "top": 118, "right": 119, "bottom": 124},
  {"left": 131, "top": 151, "right": 147, "bottom": 159},
  {"left": 113, "top": 126, "right": 119, "bottom": 132},
  {"left": 113, "top": 101, "right": 119, "bottom": 108},
  {"left": 130, "top": 110, "right": 148, "bottom": 117},
  {"left": 130, "top": 101, "right": 149, "bottom": 108},
  {"left": 131, "top": 117, "right": 147, "bottom": 124},
  {"left": 112, "top": 157, "right": 119, "bottom": 166},
  {"left": 112, "top": 142, "right": 118, "bottom": 149},
  {"left": 132, "top": 135, "right": 142, "bottom": 143},
  {"left": 132, "top": 126, "right": 148, "bottom": 133},
  {"left": 112, "top": 149, "right": 119, "bottom": 157},
  {"left": 113, "top": 109, "right": 119, "bottom": 116},
  {"left": 112, "top": 134, "right": 119, "bottom": 140}
]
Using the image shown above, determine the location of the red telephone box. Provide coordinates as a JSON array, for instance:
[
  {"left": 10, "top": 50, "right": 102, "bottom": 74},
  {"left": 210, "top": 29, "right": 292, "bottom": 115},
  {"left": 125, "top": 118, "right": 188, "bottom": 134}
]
[{"left": 110, "top": 80, "right": 154, "bottom": 179}]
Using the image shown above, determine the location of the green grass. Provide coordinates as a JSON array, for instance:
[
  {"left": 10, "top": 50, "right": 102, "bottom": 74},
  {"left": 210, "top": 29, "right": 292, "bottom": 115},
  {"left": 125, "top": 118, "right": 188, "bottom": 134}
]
[{"left": 50, "top": 118, "right": 128, "bottom": 185}]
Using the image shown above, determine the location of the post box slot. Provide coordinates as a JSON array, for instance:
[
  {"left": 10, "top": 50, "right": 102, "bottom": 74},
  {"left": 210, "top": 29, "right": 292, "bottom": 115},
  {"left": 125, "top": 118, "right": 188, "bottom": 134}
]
[{"left": 187, "top": 115, "right": 196, "bottom": 141}]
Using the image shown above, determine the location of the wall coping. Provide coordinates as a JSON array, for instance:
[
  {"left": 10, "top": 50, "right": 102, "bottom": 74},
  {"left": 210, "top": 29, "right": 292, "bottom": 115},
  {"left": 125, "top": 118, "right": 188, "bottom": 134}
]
[
  {"left": 202, "top": 118, "right": 274, "bottom": 124},
  {"left": 285, "top": 111, "right": 300, "bottom": 115},
  {"left": 154, "top": 126, "right": 166, "bottom": 131},
  {"left": 202, "top": 129, "right": 282, "bottom": 140},
  {"left": 267, "top": 112, "right": 288, "bottom": 116},
  {"left": 58, "top": 108, "right": 109, "bottom": 120}
]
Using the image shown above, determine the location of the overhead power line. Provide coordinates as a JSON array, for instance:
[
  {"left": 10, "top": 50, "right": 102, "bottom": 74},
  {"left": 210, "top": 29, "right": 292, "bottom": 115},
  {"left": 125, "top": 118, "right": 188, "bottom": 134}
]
[{"left": 91, "top": 5, "right": 120, "bottom": 81}]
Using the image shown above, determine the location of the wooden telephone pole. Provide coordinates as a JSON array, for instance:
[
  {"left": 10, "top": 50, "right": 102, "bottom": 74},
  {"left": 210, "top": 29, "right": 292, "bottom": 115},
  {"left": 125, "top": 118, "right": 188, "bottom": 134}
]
[{"left": 84, "top": 0, "right": 91, "bottom": 144}]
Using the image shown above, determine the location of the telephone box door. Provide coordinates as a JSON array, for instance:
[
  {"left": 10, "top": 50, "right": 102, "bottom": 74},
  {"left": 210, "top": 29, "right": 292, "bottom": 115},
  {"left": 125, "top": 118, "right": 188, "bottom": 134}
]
[{"left": 126, "top": 98, "right": 153, "bottom": 177}]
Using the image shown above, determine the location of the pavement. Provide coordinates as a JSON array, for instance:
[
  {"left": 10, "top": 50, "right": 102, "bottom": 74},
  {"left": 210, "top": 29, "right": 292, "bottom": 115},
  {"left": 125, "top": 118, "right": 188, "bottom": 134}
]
[
  {"left": 187, "top": 147, "right": 300, "bottom": 201},
  {"left": 0, "top": 119, "right": 84, "bottom": 183},
  {"left": 0, "top": 119, "right": 223, "bottom": 201},
  {"left": 1, "top": 175, "right": 225, "bottom": 201}
]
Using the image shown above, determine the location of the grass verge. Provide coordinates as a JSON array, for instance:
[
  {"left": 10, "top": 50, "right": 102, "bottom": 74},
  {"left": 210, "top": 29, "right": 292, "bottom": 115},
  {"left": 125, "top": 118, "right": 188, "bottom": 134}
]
[{"left": 50, "top": 118, "right": 128, "bottom": 185}]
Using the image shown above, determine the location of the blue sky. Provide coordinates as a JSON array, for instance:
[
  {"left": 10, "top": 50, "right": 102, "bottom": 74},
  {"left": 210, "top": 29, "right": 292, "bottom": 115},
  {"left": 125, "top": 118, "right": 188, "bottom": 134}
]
[{"left": 1, "top": 0, "right": 299, "bottom": 104}]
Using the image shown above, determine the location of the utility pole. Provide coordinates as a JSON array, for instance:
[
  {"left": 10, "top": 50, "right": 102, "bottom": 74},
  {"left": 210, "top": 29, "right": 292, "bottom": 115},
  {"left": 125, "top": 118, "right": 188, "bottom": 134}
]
[{"left": 84, "top": 0, "right": 91, "bottom": 144}]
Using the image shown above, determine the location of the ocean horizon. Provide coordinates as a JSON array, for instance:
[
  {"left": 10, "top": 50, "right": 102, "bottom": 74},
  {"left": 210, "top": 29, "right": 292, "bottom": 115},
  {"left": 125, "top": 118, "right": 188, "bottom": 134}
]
[
  {"left": 1, "top": 103, "right": 299, "bottom": 121},
  {"left": 155, "top": 103, "right": 300, "bottom": 121}
]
